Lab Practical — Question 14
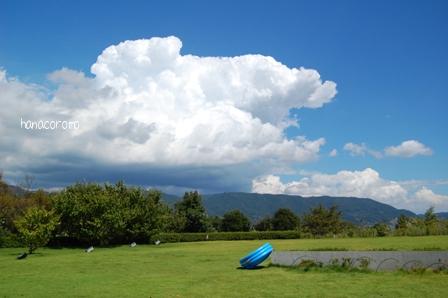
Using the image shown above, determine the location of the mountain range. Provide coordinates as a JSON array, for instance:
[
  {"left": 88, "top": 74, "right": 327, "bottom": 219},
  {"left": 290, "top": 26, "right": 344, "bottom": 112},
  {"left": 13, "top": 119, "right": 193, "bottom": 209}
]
[{"left": 162, "top": 192, "right": 418, "bottom": 226}]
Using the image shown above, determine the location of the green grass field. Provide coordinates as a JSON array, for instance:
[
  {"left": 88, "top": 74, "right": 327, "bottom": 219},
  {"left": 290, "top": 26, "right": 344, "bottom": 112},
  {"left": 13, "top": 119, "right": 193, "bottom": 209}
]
[{"left": 1, "top": 236, "right": 448, "bottom": 297}]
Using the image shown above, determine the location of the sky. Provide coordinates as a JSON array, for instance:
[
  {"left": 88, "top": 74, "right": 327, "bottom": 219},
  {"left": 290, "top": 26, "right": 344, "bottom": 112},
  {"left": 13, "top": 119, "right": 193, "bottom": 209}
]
[{"left": 0, "top": 0, "right": 447, "bottom": 212}]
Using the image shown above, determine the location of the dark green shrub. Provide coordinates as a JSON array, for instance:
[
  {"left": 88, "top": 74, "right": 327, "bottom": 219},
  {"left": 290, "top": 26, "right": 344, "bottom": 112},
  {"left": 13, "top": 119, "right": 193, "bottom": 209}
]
[
  {"left": 302, "top": 205, "right": 343, "bottom": 236},
  {"left": 271, "top": 208, "right": 299, "bottom": 231},
  {"left": 357, "top": 257, "right": 370, "bottom": 270},
  {"left": 221, "top": 210, "right": 251, "bottom": 232},
  {"left": 0, "top": 226, "right": 20, "bottom": 247},
  {"left": 341, "top": 257, "right": 353, "bottom": 268},
  {"left": 254, "top": 217, "right": 272, "bottom": 231},
  {"left": 373, "top": 223, "right": 390, "bottom": 237},
  {"left": 52, "top": 182, "right": 169, "bottom": 245},
  {"left": 174, "top": 191, "right": 208, "bottom": 233},
  {"left": 297, "top": 259, "right": 323, "bottom": 271},
  {"left": 308, "top": 247, "right": 348, "bottom": 251},
  {"left": 208, "top": 216, "right": 222, "bottom": 232},
  {"left": 150, "top": 230, "right": 301, "bottom": 243}
]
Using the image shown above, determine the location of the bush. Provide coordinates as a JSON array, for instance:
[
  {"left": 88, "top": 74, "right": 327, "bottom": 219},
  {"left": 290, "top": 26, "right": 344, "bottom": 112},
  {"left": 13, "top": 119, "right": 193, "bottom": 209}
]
[
  {"left": 254, "top": 217, "right": 272, "bottom": 231},
  {"left": 52, "top": 182, "right": 169, "bottom": 245},
  {"left": 221, "top": 210, "right": 251, "bottom": 232},
  {"left": 373, "top": 223, "right": 390, "bottom": 237},
  {"left": 207, "top": 216, "right": 222, "bottom": 232},
  {"left": 174, "top": 191, "right": 208, "bottom": 233},
  {"left": 14, "top": 207, "right": 59, "bottom": 253},
  {"left": 302, "top": 205, "right": 343, "bottom": 236},
  {"left": 352, "top": 227, "right": 378, "bottom": 238},
  {"left": 297, "top": 259, "right": 323, "bottom": 271},
  {"left": 150, "top": 231, "right": 301, "bottom": 243},
  {"left": 272, "top": 208, "right": 299, "bottom": 231},
  {"left": 290, "top": 257, "right": 371, "bottom": 273},
  {"left": 394, "top": 225, "right": 427, "bottom": 236},
  {"left": 427, "top": 221, "right": 448, "bottom": 235},
  {"left": 0, "top": 226, "right": 20, "bottom": 247}
]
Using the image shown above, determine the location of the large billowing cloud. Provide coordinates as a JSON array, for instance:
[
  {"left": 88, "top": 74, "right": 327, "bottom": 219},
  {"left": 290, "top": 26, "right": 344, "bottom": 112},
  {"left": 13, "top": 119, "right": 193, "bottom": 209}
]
[
  {"left": 252, "top": 168, "right": 448, "bottom": 212},
  {"left": 0, "top": 36, "right": 336, "bottom": 190}
]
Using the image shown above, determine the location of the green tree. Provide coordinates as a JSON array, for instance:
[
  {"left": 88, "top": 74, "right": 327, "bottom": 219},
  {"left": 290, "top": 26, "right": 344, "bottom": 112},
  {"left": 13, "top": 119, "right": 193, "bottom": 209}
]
[
  {"left": 0, "top": 172, "right": 9, "bottom": 195},
  {"left": 174, "top": 191, "right": 208, "bottom": 232},
  {"left": 221, "top": 210, "right": 251, "bottom": 232},
  {"left": 395, "top": 214, "right": 410, "bottom": 230},
  {"left": 52, "top": 182, "right": 111, "bottom": 245},
  {"left": 105, "top": 183, "right": 170, "bottom": 242},
  {"left": 28, "top": 189, "right": 52, "bottom": 209},
  {"left": 14, "top": 207, "right": 59, "bottom": 253},
  {"left": 167, "top": 208, "right": 187, "bottom": 232},
  {"left": 373, "top": 223, "right": 390, "bottom": 237},
  {"left": 127, "top": 188, "right": 170, "bottom": 241},
  {"left": 272, "top": 208, "right": 299, "bottom": 231},
  {"left": 424, "top": 207, "right": 439, "bottom": 235},
  {"left": 302, "top": 205, "right": 342, "bottom": 236},
  {"left": 424, "top": 207, "right": 437, "bottom": 225},
  {"left": 0, "top": 188, "right": 45, "bottom": 234},
  {"left": 208, "top": 216, "right": 222, "bottom": 232},
  {"left": 254, "top": 217, "right": 272, "bottom": 231},
  {"left": 52, "top": 182, "right": 170, "bottom": 245}
]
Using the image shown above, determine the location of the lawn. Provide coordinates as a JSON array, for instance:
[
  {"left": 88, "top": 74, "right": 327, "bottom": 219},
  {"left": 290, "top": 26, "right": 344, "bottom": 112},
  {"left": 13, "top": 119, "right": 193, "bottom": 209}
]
[{"left": 1, "top": 236, "right": 448, "bottom": 297}]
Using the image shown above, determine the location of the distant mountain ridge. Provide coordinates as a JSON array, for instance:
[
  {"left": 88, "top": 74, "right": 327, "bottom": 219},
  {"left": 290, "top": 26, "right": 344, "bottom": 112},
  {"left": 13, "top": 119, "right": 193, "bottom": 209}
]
[
  {"left": 5, "top": 183, "right": 420, "bottom": 226},
  {"left": 430, "top": 212, "right": 448, "bottom": 220},
  {"left": 162, "top": 192, "right": 416, "bottom": 226}
]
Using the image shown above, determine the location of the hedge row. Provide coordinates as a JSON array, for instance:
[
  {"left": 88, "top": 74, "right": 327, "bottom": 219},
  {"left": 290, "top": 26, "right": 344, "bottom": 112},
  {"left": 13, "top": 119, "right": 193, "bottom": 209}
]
[
  {"left": 150, "top": 231, "right": 301, "bottom": 243},
  {"left": 0, "top": 227, "right": 20, "bottom": 247}
]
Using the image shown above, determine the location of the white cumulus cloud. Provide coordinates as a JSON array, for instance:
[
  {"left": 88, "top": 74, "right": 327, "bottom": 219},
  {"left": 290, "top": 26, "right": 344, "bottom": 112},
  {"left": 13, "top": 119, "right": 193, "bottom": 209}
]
[
  {"left": 385, "top": 140, "right": 433, "bottom": 158},
  {"left": 252, "top": 168, "right": 448, "bottom": 213},
  {"left": 412, "top": 187, "right": 448, "bottom": 212},
  {"left": 343, "top": 140, "right": 432, "bottom": 159},
  {"left": 343, "top": 143, "right": 366, "bottom": 156},
  {"left": 0, "top": 36, "right": 336, "bottom": 189},
  {"left": 343, "top": 142, "right": 382, "bottom": 159},
  {"left": 329, "top": 149, "right": 337, "bottom": 157},
  {"left": 251, "top": 174, "right": 286, "bottom": 194}
]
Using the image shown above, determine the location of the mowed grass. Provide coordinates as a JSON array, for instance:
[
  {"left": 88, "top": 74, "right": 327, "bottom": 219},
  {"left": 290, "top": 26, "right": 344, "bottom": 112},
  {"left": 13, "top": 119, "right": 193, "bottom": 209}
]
[{"left": 1, "top": 236, "right": 448, "bottom": 297}]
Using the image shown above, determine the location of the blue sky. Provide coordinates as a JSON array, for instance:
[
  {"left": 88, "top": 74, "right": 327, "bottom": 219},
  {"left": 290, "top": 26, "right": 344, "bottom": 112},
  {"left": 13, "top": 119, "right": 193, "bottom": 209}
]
[{"left": 0, "top": 0, "right": 447, "bottom": 212}]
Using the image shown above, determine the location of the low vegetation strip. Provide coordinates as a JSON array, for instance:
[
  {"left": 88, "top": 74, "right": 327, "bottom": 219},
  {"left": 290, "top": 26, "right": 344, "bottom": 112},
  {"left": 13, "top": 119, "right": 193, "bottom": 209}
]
[
  {"left": 151, "top": 231, "right": 301, "bottom": 243},
  {"left": 271, "top": 251, "right": 448, "bottom": 271}
]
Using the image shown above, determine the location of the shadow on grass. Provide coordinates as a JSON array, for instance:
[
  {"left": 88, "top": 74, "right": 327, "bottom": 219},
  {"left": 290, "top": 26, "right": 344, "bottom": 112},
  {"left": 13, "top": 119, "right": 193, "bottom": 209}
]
[
  {"left": 47, "top": 244, "right": 126, "bottom": 250},
  {"left": 236, "top": 265, "right": 267, "bottom": 270},
  {"left": 9, "top": 251, "right": 44, "bottom": 259}
]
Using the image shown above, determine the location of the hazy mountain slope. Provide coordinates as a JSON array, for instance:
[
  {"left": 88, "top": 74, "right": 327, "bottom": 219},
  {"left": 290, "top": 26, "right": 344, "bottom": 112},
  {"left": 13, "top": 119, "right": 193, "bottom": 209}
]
[{"left": 163, "top": 192, "right": 416, "bottom": 225}]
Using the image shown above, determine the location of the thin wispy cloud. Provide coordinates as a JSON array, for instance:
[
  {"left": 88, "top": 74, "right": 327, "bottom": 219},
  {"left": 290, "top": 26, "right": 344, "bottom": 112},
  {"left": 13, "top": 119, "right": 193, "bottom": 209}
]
[
  {"left": 343, "top": 142, "right": 383, "bottom": 159},
  {"left": 343, "top": 140, "right": 432, "bottom": 159}
]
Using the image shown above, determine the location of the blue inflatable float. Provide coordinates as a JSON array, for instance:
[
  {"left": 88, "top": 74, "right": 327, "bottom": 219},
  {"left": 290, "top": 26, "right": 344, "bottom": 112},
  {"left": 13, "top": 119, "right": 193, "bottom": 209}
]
[{"left": 239, "top": 242, "right": 273, "bottom": 269}]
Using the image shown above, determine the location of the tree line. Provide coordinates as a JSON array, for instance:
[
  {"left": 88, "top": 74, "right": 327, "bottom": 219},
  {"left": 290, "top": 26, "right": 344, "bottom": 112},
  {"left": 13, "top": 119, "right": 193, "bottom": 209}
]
[{"left": 1, "top": 177, "right": 447, "bottom": 253}]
